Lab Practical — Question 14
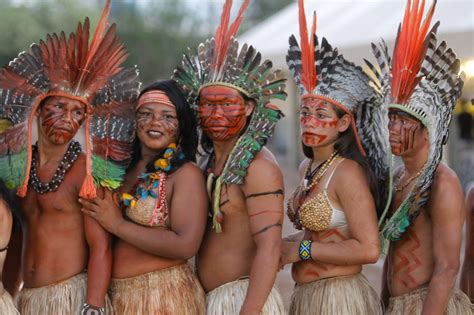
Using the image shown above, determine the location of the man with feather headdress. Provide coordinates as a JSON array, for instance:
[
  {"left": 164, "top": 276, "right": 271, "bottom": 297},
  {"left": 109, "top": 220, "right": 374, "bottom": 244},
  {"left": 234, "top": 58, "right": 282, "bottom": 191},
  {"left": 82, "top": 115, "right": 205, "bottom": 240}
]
[
  {"left": 0, "top": 1, "right": 140, "bottom": 314},
  {"left": 366, "top": 0, "right": 472, "bottom": 313},
  {"left": 173, "top": 0, "right": 287, "bottom": 313}
]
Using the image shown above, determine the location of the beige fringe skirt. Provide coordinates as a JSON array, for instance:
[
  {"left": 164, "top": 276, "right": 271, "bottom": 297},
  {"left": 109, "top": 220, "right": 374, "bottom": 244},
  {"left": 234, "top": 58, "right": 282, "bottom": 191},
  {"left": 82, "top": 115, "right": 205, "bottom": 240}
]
[
  {"left": 206, "top": 277, "right": 284, "bottom": 315},
  {"left": 386, "top": 286, "right": 473, "bottom": 315},
  {"left": 289, "top": 273, "right": 383, "bottom": 315},
  {"left": 109, "top": 263, "right": 205, "bottom": 315},
  {"left": 0, "top": 290, "right": 19, "bottom": 315},
  {"left": 16, "top": 273, "right": 112, "bottom": 315}
]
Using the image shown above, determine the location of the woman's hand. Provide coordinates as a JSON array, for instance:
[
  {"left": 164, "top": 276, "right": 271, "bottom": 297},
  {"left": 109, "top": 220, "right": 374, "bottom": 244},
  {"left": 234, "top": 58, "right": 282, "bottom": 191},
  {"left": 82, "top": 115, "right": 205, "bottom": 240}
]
[
  {"left": 79, "top": 189, "right": 125, "bottom": 235},
  {"left": 280, "top": 240, "right": 301, "bottom": 268}
]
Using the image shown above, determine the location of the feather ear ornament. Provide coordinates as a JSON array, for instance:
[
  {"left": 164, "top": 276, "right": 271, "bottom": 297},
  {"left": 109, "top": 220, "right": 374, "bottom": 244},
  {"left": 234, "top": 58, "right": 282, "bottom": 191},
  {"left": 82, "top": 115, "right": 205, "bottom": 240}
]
[{"left": 0, "top": 0, "right": 141, "bottom": 198}]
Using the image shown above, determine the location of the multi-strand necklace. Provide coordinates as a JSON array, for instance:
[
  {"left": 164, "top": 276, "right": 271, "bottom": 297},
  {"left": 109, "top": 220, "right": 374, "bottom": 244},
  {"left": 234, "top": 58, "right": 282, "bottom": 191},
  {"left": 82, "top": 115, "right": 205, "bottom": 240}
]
[
  {"left": 302, "top": 151, "right": 339, "bottom": 192},
  {"left": 30, "top": 141, "right": 82, "bottom": 194},
  {"left": 395, "top": 168, "right": 423, "bottom": 192}
]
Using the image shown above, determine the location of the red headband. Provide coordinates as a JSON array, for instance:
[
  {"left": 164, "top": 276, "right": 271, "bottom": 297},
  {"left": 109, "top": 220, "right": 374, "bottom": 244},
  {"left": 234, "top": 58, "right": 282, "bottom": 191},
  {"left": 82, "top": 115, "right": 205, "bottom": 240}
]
[{"left": 138, "top": 90, "right": 175, "bottom": 109}]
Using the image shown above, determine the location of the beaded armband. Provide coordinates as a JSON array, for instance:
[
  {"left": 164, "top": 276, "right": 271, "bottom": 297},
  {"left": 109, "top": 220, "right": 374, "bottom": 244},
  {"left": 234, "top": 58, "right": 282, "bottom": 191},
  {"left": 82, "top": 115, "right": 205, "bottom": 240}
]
[{"left": 299, "top": 239, "right": 312, "bottom": 260}]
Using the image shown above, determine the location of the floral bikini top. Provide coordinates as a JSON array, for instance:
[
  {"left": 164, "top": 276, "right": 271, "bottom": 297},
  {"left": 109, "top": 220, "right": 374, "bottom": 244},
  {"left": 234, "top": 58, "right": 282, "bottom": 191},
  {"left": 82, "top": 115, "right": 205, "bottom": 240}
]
[
  {"left": 287, "top": 159, "right": 348, "bottom": 232},
  {"left": 125, "top": 172, "right": 171, "bottom": 228},
  {"left": 122, "top": 143, "right": 184, "bottom": 228}
]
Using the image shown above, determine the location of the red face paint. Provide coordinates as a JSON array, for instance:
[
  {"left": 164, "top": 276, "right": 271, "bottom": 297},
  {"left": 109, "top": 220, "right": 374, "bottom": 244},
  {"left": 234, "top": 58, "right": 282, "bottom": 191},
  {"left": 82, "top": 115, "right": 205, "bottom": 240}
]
[
  {"left": 136, "top": 102, "right": 179, "bottom": 150},
  {"left": 388, "top": 110, "right": 421, "bottom": 155},
  {"left": 300, "top": 98, "right": 338, "bottom": 147},
  {"left": 199, "top": 86, "right": 248, "bottom": 142},
  {"left": 39, "top": 96, "right": 86, "bottom": 145}
]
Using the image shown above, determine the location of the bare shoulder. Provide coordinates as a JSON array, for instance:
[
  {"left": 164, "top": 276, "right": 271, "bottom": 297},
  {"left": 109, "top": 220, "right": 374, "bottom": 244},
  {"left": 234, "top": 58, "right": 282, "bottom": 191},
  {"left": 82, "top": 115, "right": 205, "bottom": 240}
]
[
  {"left": 431, "top": 163, "right": 463, "bottom": 199},
  {"left": 172, "top": 161, "right": 205, "bottom": 183},
  {"left": 333, "top": 158, "right": 366, "bottom": 185},
  {"left": 0, "top": 198, "right": 11, "bottom": 220},
  {"left": 246, "top": 147, "right": 282, "bottom": 180},
  {"left": 242, "top": 147, "right": 283, "bottom": 191},
  {"left": 429, "top": 162, "right": 464, "bottom": 215},
  {"left": 0, "top": 198, "right": 12, "bottom": 239}
]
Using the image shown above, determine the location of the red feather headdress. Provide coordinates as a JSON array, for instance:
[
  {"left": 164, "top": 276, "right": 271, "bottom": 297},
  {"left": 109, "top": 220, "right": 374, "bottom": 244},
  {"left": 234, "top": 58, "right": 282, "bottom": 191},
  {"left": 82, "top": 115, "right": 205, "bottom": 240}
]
[
  {"left": 0, "top": 0, "right": 140, "bottom": 198},
  {"left": 390, "top": 0, "right": 437, "bottom": 104}
]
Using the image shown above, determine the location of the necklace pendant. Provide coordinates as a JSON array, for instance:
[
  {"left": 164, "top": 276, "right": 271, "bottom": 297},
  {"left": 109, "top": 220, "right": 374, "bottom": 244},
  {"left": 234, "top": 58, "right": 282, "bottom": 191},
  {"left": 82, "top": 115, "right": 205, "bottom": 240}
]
[{"left": 303, "top": 178, "right": 309, "bottom": 188}]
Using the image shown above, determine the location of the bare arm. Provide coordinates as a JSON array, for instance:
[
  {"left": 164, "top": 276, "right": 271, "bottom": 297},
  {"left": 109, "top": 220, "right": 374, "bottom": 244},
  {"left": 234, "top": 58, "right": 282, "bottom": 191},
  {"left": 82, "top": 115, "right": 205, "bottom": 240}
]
[
  {"left": 2, "top": 204, "right": 22, "bottom": 297},
  {"left": 240, "top": 157, "right": 284, "bottom": 315},
  {"left": 282, "top": 160, "right": 380, "bottom": 266},
  {"left": 83, "top": 212, "right": 112, "bottom": 308},
  {"left": 80, "top": 163, "right": 208, "bottom": 260},
  {"left": 421, "top": 169, "right": 465, "bottom": 315},
  {"left": 460, "top": 187, "right": 474, "bottom": 299},
  {"left": 282, "top": 159, "right": 309, "bottom": 243}
]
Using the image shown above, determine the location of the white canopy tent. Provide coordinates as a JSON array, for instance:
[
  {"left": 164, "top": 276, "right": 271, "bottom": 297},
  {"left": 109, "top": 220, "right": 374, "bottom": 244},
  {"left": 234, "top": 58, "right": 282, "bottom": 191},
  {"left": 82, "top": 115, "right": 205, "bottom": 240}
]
[
  {"left": 238, "top": 0, "right": 474, "bottom": 169},
  {"left": 239, "top": 0, "right": 474, "bottom": 70}
]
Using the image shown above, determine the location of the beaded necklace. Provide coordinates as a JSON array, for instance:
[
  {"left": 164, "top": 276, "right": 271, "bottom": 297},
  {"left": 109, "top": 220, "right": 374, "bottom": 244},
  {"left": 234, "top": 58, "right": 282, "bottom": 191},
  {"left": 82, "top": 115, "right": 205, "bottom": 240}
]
[
  {"left": 122, "top": 143, "right": 184, "bottom": 225},
  {"left": 394, "top": 168, "right": 423, "bottom": 192},
  {"left": 30, "top": 141, "right": 81, "bottom": 194},
  {"left": 302, "top": 151, "right": 339, "bottom": 192}
]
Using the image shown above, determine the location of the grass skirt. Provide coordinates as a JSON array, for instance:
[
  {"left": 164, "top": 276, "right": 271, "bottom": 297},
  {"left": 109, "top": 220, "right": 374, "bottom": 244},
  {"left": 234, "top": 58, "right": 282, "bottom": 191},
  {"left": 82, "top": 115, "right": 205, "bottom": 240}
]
[
  {"left": 0, "top": 290, "right": 19, "bottom": 315},
  {"left": 206, "top": 277, "right": 284, "bottom": 315},
  {"left": 289, "top": 273, "right": 383, "bottom": 315},
  {"left": 110, "top": 263, "right": 205, "bottom": 315},
  {"left": 386, "top": 286, "right": 473, "bottom": 315},
  {"left": 16, "top": 273, "right": 112, "bottom": 314}
]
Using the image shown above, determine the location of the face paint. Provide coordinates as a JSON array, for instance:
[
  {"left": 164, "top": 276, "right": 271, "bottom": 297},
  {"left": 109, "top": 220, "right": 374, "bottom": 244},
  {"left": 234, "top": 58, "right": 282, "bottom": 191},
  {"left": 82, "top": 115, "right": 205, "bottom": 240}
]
[
  {"left": 199, "top": 86, "right": 248, "bottom": 141},
  {"left": 136, "top": 102, "right": 179, "bottom": 150},
  {"left": 388, "top": 110, "right": 421, "bottom": 155},
  {"left": 300, "top": 98, "right": 339, "bottom": 147},
  {"left": 39, "top": 96, "right": 86, "bottom": 145}
]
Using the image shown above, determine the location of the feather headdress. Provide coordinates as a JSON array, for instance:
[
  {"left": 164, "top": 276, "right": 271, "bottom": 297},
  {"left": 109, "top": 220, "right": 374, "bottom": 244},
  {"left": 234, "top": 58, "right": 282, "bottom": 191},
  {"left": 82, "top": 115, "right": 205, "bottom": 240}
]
[
  {"left": 173, "top": 0, "right": 287, "bottom": 232},
  {"left": 366, "top": 0, "right": 464, "bottom": 244},
  {"left": 0, "top": 0, "right": 141, "bottom": 198},
  {"left": 287, "top": 0, "right": 392, "bottom": 213}
]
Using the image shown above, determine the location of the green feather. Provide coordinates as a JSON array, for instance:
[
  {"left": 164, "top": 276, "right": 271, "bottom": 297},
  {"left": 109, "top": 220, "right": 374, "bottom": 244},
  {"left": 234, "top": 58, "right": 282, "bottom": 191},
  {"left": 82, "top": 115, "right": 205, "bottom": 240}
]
[
  {"left": 91, "top": 155, "right": 125, "bottom": 190},
  {"left": 0, "top": 149, "right": 27, "bottom": 189}
]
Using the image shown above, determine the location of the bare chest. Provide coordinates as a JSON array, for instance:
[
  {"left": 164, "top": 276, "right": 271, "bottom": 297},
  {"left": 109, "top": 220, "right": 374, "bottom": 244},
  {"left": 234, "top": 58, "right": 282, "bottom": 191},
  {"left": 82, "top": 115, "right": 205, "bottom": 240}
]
[{"left": 20, "top": 176, "right": 82, "bottom": 221}]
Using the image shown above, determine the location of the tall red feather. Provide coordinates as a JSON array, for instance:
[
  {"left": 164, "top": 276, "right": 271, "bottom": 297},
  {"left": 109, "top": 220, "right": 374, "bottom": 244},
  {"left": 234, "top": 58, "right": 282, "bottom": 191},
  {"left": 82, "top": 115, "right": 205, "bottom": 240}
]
[
  {"left": 74, "top": 0, "right": 111, "bottom": 94},
  {"left": 298, "top": 0, "right": 317, "bottom": 93},
  {"left": 213, "top": 0, "right": 250, "bottom": 71},
  {"left": 391, "top": 0, "right": 437, "bottom": 104}
]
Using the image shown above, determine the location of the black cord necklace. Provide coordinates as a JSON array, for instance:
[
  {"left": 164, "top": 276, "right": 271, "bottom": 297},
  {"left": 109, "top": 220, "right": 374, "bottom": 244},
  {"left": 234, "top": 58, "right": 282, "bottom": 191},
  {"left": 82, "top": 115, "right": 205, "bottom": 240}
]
[{"left": 30, "top": 141, "right": 82, "bottom": 194}]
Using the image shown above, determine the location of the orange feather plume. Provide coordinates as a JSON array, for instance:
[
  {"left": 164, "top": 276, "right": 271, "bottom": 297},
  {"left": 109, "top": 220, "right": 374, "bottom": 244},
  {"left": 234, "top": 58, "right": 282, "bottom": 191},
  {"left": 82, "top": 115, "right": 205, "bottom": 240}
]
[
  {"left": 213, "top": 0, "right": 250, "bottom": 70},
  {"left": 391, "top": 0, "right": 437, "bottom": 104},
  {"left": 298, "top": 0, "right": 317, "bottom": 93}
]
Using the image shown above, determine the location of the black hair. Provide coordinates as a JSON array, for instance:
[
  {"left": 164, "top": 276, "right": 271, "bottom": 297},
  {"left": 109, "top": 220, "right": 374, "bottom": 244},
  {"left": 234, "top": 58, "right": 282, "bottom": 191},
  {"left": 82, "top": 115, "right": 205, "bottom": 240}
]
[
  {"left": 129, "top": 80, "right": 199, "bottom": 173},
  {"left": 302, "top": 106, "right": 382, "bottom": 217}
]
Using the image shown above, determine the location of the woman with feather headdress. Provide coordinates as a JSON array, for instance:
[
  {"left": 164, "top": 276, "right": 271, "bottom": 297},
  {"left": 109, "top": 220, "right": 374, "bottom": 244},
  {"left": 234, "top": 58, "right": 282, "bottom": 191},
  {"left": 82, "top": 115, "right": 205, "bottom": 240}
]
[{"left": 280, "top": 0, "right": 390, "bottom": 314}]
